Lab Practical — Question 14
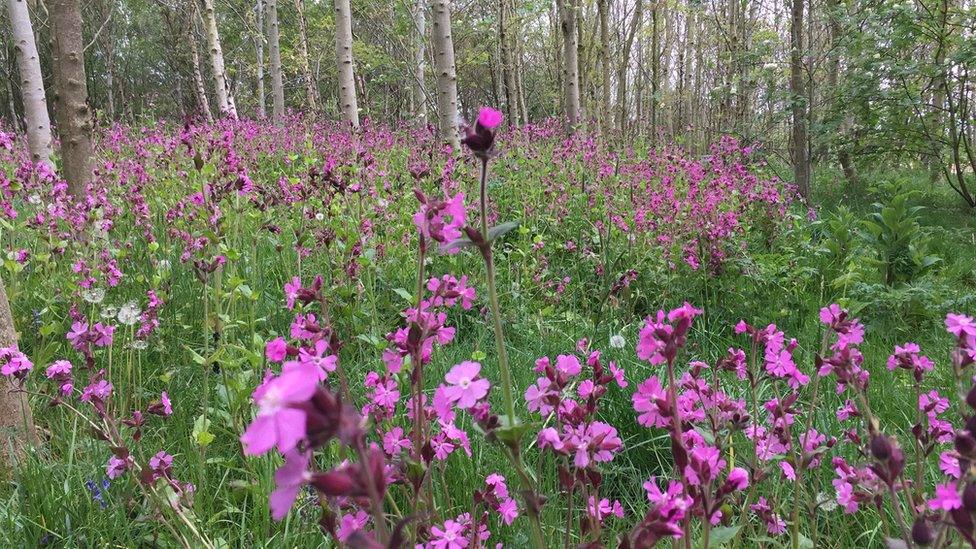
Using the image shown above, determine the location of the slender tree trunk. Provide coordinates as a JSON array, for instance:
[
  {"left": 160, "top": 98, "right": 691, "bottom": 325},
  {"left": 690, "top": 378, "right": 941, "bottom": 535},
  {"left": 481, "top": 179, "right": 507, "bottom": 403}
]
[
  {"left": 789, "top": 0, "right": 810, "bottom": 199},
  {"left": 199, "top": 0, "right": 237, "bottom": 118},
  {"left": 499, "top": 0, "right": 519, "bottom": 125},
  {"left": 97, "top": 0, "right": 115, "bottom": 121},
  {"left": 255, "top": 0, "right": 266, "bottom": 119},
  {"left": 650, "top": 1, "right": 660, "bottom": 146},
  {"left": 615, "top": 0, "right": 643, "bottom": 134},
  {"left": 334, "top": 0, "right": 359, "bottom": 127},
  {"left": 431, "top": 0, "right": 460, "bottom": 149},
  {"left": 185, "top": 6, "right": 214, "bottom": 124},
  {"left": 0, "top": 275, "right": 38, "bottom": 470},
  {"left": 50, "top": 0, "right": 92, "bottom": 197},
  {"left": 7, "top": 0, "right": 54, "bottom": 167},
  {"left": 266, "top": 0, "right": 285, "bottom": 122},
  {"left": 555, "top": 0, "right": 580, "bottom": 128},
  {"left": 412, "top": 0, "right": 427, "bottom": 125},
  {"left": 294, "top": 0, "right": 319, "bottom": 113},
  {"left": 597, "top": 0, "right": 611, "bottom": 132}
]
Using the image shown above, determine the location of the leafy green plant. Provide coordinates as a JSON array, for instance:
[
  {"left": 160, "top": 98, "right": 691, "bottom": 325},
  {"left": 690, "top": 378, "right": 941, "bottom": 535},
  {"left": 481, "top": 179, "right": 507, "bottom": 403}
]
[{"left": 860, "top": 185, "right": 941, "bottom": 286}]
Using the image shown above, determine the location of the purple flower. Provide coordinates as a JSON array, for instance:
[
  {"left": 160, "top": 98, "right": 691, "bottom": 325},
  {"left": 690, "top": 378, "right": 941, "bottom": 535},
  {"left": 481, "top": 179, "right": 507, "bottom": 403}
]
[
  {"left": 240, "top": 366, "right": 319, "bottom": 456},
  {"left": 442, "top": 361, "right": 490, "bottom": 409},
  {"left": 270, "top": 450, "right": 312, "bottom": 520}
]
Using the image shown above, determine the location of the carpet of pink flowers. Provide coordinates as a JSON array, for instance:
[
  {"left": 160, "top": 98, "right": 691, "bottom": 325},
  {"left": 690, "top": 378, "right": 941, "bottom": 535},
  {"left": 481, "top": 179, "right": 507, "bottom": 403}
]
[{"left": 0, "top": 110, "right": 973, "bottom": 548}]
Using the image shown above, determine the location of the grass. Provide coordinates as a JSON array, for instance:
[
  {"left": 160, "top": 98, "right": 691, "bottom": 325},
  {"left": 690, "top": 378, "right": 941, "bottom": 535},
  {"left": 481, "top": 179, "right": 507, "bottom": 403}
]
[{"left": 0, "top": 123, "right": 974, "bottom": 547}]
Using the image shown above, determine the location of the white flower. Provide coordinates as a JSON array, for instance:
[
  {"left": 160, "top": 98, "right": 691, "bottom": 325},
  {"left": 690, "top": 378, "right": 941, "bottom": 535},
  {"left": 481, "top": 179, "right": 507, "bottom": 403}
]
[
  {"left": 609, "top": 334, "right": 626, "bottom": 349},
  {"left": 315, "top": 212, "right": 325, "bottom": 221},
  {"left": 117, "top": 301, "right": 141, "bottom": 326},
  {"left": 101, "top": 305, "right": 119, "bottom": 319},
  {"left": 82, "top": 288, "right": 106, "bottom": 304}
]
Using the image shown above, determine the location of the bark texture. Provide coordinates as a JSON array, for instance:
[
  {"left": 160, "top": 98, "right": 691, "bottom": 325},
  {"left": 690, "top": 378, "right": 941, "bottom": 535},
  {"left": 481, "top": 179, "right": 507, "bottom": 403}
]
[
  {"left": 266, "top": 0, "right": 285, "bottom": 122},
  {"left": 0, "top": 275, "right": 38, "bottom": 471},
  {"left": 294, "top": 0, "right": 318, "bottom": 112},
  {"left": 413, "top": 0, "right": 427, "bottom": 125},
  {"left": 255, "top": 0, "right": 266, "bottom": 118},
  {"left": 431, "top": 0, "right": 459, "bottom": 149},
  {"left": 50, "top": 0, "right": 93, "bottom": 197},
  {"left": 200, "top": 0, "right": 237, "bottom": 118},
  {"left": 555, "top": 0, "right": 580, "bottom": 128},
  {"left": 334, "top": 0, "right": 359, "bottom": 127},
  {"left": 789, "top": 0, "right": 810, "bottom": 199},
  {"left": 8, "top": 0, "right": 54, "bottom": 168}
]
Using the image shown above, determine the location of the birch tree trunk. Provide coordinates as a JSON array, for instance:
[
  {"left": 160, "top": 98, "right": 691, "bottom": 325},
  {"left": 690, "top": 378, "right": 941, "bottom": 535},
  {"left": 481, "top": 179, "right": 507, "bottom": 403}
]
[
  {"left": 334, "top": 0, "right": 359, "bottom": 127},
  {"left": 294, "top": 0, "right": 319, "bottom": 113},
  {"left": 597, "top": 0, "right": 611, "bottom": 132},
  {"left": 49, "top": 0, "right": 92, "bottom": 198},
  {"left": 255, "top": 0, "right": 266, "bottom": 118},
  {"left": 615, "top": 0, "right": 642, "bottom": 134},
  {"left": 555, "top": 0, "right": 580, "bottom": 128},
  {"left": 789, "top": 0, "right": 810, "bottom": 199},
  {"left": 412, "top": 0, "right": 428, "bottom": 125},
  {"left": 499, "top": 0, "right": 519, "bottom": 125},
  {"left": 266, "top": 0, "right": 285, "bottom": 122},
  {"left": 0, "top": 275, "right": 38, "bottom": 470},
  {"left": 200, "top": 0, "right": 237, "bottom": 118},
  {"left": 185, "top": 5, "right": 214, "bottom": 124},
  {"left": 7, "top": 0, "right": 54, "bottom": 168},
  {"left": 431, "top": 0, "right": 459, "bottom": 149}
]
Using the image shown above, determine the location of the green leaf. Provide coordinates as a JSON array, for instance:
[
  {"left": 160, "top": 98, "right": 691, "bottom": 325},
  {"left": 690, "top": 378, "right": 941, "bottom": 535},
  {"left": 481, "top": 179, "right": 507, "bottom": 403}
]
[
  {"left": 393, "top": 288, "right": 413, "bottom": 302},
  {"left": 487, "top": 221, "right": 520, "bottom": 243},
  {"left": 708, "top": 525, "right": 742, "bottom": 547},
  {"left": 193, "top": 414, "right": 214, "bottom": 447}
]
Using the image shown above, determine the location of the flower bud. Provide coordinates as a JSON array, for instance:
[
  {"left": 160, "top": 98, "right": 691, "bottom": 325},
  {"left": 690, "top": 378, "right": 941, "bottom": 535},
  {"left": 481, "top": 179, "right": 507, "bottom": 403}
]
[
  {"left": 956, "top": 431, "right": 976, "bottom": 456},
  {"left": 967, "top": 385, "right": 976, "bottom": 410},
  {"left": 912, "top": 517, "right": 934, "bottom": 546},
  {"left": 964, "top": 482, "right": 976, "bottom": 512},
  {"left": 870, "top": 435, "right": 892, "bottom": 461}
]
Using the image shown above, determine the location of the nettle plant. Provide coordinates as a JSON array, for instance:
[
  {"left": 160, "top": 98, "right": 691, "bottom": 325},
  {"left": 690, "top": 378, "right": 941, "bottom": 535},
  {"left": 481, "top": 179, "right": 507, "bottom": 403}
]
[{"left": 231, "top": 110, "right": 976, "bottom": 548}]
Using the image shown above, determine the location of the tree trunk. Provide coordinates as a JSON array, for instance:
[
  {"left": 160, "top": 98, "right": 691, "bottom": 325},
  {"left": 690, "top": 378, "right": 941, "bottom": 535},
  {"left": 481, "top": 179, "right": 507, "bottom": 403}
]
[
  {"left": 266, "top": 0, "right": 285, "bottom": 122},
  {"left": 50, "top": 0, "right": 92, "bottom": 197},
  {"left": 789, "top": 0, "right": 810, "bottom": 199},
  {"left": 499, "top": 0, "right": 519, "bottom": 125},
  {"left": 615, "top": 0, "right": 643, "bottom": 134},
  {"left": 431, "top": 0, "right": 460, "bottom": 149},
  {"left": 255, "top": 0, "right": 266, "bottom": 119},
  {"left": 650, "top": 1, "right": 660, "bottom": 146},
  {"left": 97, "top": 0, "right": 115, "bottom": 121},
  {"left": 412, "top": 0, "right": 427, "bottom": 125},
  {"left": 555, "top": 0, "right": 580, "bottom": 128},
  {"left": 185, "top": 5, "right": 214, "bottom": 124},
  {"left": 334, "top": 0, "right": 360, "bottom": 127},
  {"left": 0, "top": 275, "right": 38, "bottom": 471},
  {"left": 597, "top": 0, "right": 611, "bottom": 132},
  {"left": 294, "top": 0, "right": 319, "bottom": 113},
  {"left": 199, "top": 0, "right": 237, "bottom": 118},
  {"left": 7, "top": 0, "right": 54, "bottom": 167}
]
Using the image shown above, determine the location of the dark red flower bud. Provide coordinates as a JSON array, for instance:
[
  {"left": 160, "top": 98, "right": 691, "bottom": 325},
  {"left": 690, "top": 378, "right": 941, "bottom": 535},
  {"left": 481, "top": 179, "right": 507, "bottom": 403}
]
[
  {"left": 912, "top": 518, "right": 934, "bottom": 546},
  {"left": 870, "top": 435, "right": 892, "bottom": 461}
]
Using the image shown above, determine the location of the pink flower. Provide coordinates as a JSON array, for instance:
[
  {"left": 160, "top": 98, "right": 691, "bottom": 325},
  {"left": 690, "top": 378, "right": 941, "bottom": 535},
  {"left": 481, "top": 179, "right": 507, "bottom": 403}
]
[
  {"left": 780, "top": 461, "right": 796, "bottom": 481},
  {"left": 443, "top": 361, "right": 490, "bottom": 409},
  {"left": 485, "top": 473, "right": 509, "bottom": 499},
  {"left": 283, "top": 277, "right": 301, "bottom": 310},
  {"left": 0, "top": 347, "right": 32, "bottom": 378},
  {"left": 477, "top": 107, "right": 503, "bottom": 130},
  {"left": 727, "top": 467, "right": 749, "bottom": 490},
  {"left": 265, "top": 337, "right": 287, "bottom": 362},
  {"left": 554, "top": 354, "right": 581, "bottom": 376},
  {"left": 946, "top": 313, "right": 976, "bottom": 339},
  {"left": 497, "top": 498, "right": 518, "bottom": 525},
  {"left": 270, "top": 450, "right": 312, "bottom": 520},
  {"left": 929, "top": 482, "right": 962, "bottom": 511},
  {"left": 336, "top": 510, "right": 370, "bottom": 542},
  {"left": 633, "top": 376, "right": 669, "bottom": 428},
  {"left": 382, "top": 427, "right": 411, "bottom": 456},
  {"left": 106, "top": 455, "right": 129, "bottom": 478},
  {"left": 430, "top": 518, "right": 468, "bottom": 548},
  {"left": 45, "top": 359, "right": 72, "bottom": 378},
  {"left": 609, "top": 361, "right": 628, "bottom": 387},
  {"left": 240, "top": 366, "right": 319, "bottom": 456}
]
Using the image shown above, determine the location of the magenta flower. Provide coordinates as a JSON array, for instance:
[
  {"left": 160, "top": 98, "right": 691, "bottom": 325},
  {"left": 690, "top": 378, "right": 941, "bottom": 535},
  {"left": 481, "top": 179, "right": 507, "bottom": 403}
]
[
  {"left": 45, "top": 359, "right": 72, "bottom": 378},
  {"left": 265, "top": 337, "right": 287, "bottom": 362},
  {"left": 283, "top": 277, "right": 301, "bottom": 310},
  {"left": 946, "top": 313, "right": 976, "bottom": 339},
  {"left": 461, "top": 107, "right": 503, "bottom": 158},
  {"left": 270, "top": 450, "right": 312, "bottom": 520},
  {"left": 442, "top": 361, "right": 490, "bottom": 409},
  {"left": 240, "top": 366, "right": 319, "bottom": 456},
  {"left": 0, "top": 347, "right": 32, "bottom": 378},
  {"left": 929, "top": 482, "right": 962, "bottom": 511},
  {"left": 106, "top": 455, "right": 130, "bottom": 479},
  {"left": 633, "top": 376, "right": 669, "bottom": 428},
  {"left": 429, "top": 518, "right": 468, "bottom": 548},
  {"left": 336, "top": 510, "right": 370, "bottom": 542},
  {"left": 414, "top": 191, "right": 466, "bottom": 245}
]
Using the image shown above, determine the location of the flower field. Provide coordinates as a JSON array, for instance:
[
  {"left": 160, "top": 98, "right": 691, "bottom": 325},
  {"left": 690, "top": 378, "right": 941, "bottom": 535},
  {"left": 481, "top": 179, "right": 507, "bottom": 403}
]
[{"left": 1, "top": 112, "right": 975, "bottom": 548}]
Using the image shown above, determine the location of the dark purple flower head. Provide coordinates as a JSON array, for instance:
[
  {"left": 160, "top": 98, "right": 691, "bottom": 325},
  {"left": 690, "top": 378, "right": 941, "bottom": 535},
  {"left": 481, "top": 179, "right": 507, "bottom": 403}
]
[{"left": 461, "top": 107, "right": 503, "bottom": 159}]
